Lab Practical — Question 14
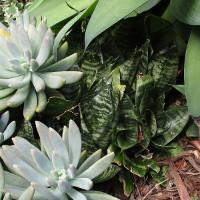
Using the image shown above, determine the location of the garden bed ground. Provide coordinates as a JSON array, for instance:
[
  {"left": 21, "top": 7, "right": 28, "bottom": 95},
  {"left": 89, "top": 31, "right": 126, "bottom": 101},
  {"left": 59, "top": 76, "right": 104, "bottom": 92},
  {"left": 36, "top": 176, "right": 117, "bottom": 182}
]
[{"left": 96, "top": 137, "right": 200, "bottom": 200}]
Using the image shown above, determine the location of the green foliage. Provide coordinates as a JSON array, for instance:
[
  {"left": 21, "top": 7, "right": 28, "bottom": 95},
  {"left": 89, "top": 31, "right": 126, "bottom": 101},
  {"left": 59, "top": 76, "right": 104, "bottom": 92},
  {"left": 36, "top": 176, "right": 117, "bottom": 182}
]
[
  {"left": 0, "top": 120, "right": 118, "bottom": 200},
  {"left": 184, "top": 27, "right": 200, "bottom": 117},
  {"left": 170, "top": 0, "right": 200, "bottom": 25},
  {"left": 0, "top": 10, "right": 83, "bottom": 120}
]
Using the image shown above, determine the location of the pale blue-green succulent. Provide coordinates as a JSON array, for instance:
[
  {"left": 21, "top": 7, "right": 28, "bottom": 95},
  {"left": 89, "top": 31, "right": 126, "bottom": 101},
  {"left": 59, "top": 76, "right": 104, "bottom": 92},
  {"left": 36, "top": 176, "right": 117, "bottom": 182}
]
[
  {"left": 0, "top": 111, "right": 16, "bottom": 144},
  {"left": 0, "top": 10, "right": 83, "bottom": 120},
  {"left": 3, "top": 187, "right": 34, "bottom": 200},
  {"left": 0, "top": 120, "right": 119, "bottom": 200}
]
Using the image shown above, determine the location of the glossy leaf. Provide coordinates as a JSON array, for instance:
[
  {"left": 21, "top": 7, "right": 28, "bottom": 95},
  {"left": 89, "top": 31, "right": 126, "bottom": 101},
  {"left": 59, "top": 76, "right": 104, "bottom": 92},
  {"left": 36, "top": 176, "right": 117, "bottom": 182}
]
[
  {"left": 85, "top": 0, "right": 148, "bottom": 47},
  {"left": 184, "top": 27, "right": 200, "bottom": 117},
  {"left": 170, "top": 0, "right": 200, "bottom": 25},
  {"left": 153, "top": 106, "right": 189, "bottom": 146},
  {"left": 119, "top": 170, "right": 134, "bottom": 197},
  {"left": 29, "top": 0, "right": 96, "bottom": 27}
]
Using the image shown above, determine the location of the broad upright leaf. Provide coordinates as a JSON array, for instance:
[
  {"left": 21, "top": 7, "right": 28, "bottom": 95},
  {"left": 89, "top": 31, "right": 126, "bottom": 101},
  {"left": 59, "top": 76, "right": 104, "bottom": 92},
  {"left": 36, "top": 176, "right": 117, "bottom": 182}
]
[
  {"left": 170, "top": 0, "right": 200, "bottom": 25},
  {"left": 29, "top": 0, "right": 96, "bottom": 27},
  {"left": 85, "top": 0, "right": 148, "bottom": 47},
  {"left": 185, "top": 27, "right": 200, "bottom": 117},
  {"left": 152, "top": 106, "right": 189, "bottom": 146}
]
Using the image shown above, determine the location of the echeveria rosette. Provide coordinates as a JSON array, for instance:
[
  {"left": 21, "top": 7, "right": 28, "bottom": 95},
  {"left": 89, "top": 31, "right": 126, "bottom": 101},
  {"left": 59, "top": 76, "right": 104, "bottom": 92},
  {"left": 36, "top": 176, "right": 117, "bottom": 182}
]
[
  {"left": 3, "top": 187, "right": 35, "bottom": 200},
  {"left": 0, "top": 111, "right": 16, "bottom": 145},
  {"left": 0, "top": 120, "right": 119, "bottom": 200},
  {"left": 0, "top": 10, "right": 83, "bottom": 120}
]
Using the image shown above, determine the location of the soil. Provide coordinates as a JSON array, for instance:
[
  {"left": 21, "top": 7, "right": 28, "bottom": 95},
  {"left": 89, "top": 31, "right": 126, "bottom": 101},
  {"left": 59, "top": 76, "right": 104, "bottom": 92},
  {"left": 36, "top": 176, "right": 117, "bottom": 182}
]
[{"left": 96, "top": 137, "right": 200, "bottom": 200}]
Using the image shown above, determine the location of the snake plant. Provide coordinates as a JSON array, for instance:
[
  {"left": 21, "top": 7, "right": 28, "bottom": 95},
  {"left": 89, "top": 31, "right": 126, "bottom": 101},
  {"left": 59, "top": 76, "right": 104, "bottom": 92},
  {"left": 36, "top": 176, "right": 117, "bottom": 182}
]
[
  {"left": 0, "top": 120, "right": 119, "bottom": 200},
  {"left": 0, "top": 111, "right": 16, "bottom": 145},
  {"left": 0, "top": 10, "right": 83, "bottom": 120}
]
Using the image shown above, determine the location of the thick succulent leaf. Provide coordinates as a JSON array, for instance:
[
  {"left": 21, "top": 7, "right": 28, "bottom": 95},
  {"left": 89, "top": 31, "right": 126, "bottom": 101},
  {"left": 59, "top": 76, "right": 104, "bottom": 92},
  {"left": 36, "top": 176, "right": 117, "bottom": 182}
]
[
  {"left": 31, "top": 149, "right": 54, "bottom": 175},
  {"left": 152, "top": 106, "right": 189, "bottom": 146},
  {"left": 18, "top": 186, "right": 35, "bottom": 200},
  {"left": 8, "top": 73, "right": 31, "bottom": 89},
  {"left": 40, "top": 53, "right": 78, "bottom": 72},
  {"left": 76, "top": 149, "right": 102, "bottom": 176},
  {"left": 0, "top": 95, "right": 13, "bottom": 111},
  {"left": 4, "top": 171, "right": 29, "bottom": 189},
  {"left": 6, "top": 38, "right": 21, "bottom": 58},
  {"left": 81, "top": 190, "right": 119, "bottom": 200},
  {"left": 0, "top": 76, "right": 23, "bottom": 88},
  {"left": 93, "top": 164, "right": 121, "bottom": 183},
  {"left": 36, "top": 91, "right": 47, "bottom": 113},
  {"left": 28, "top": 24, "right": 38, "bottom": 55},
  {"left": 0, "top": 163, "right": 4, "bottom": 198},
  {"left": 35, "top": 121, "right": 54, "bottom": 159},
  {"left": 67, "top": 188, "right": 87, "bottom": 200},
  {"left": 58, "top": 180, "right": 71, "bottom": 193},
  {"left": 49, "top": 128, "right": 69, "bottom": 169},
  {"left": 85, "top": 0, "right": 148, "bottom": 47},
  {"left": 37, "top": 73, "right": 66, "bottom": 89},
  {"left": 57, "top": 41, "right": 68, "bottom": 61},
  {"left": 52, "top": 151, "right": 65, "bottom": 170},
  {"left": 68, "top": 120, "right": 82, "bottom": 167},
  {"left": 23, "top": 86, "right": 37, "bottom": 120},
  {"left": 31, "top": 182, "right": 56, "bottom": 200},
  {"left": 0, "top": 111, "right": 9, "bottom": 132},
  {"left": 13, "top": 164, "right": 49, "bottom": 186},
  {"left": 77, "top": 152, "right": 114, "bottom": 179},
  {"left": 7, "top": 84, "right": 30, "bottom": 108},
  {"left": 34, "top": 21, "right": 48, "bottom": 58},
  {"left": 170, "top": 0, "right": 200, "bottom": 25},
  {"left": 149, "top": 47, "right": 179, "bottom": 92},
  {"left": 32, "top": 73, "right": 45, "bottom": 92},
  {"left": 119, "top": 170, "right": 134, "bottom": 197},
  {"left": 36, "top": 36, "right": 51, "bottom": 66},
  {"left": 69, "top": 178, "right": 93, "bottom": 190},
  {"left": 47, "top": 71, "right": 83, "bottom": 84},
  {"left": 18, "top": 26, "right": 32, "bottom": 55},
  {"left": 3, "top": 121, "right": 16, "bottom": 141},
  {"left": 184, "top": 27, "right": 200, "bottom": 117}
]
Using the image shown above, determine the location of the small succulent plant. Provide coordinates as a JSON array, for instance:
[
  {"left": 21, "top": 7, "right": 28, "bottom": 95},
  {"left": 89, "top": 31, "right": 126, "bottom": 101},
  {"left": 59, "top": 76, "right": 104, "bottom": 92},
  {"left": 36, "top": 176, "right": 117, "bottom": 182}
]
[
  {"left": 0, "top": 111, "right": 16, "bottom": 144},
  {"left": 0, "top": 10, "right": 83, "bottom": 120},
  {"left": 2, "top": 187, "right": 34, "bottom": 200},
  {"left": 0, "top": 120, "right": 119, "bottom": 200}
]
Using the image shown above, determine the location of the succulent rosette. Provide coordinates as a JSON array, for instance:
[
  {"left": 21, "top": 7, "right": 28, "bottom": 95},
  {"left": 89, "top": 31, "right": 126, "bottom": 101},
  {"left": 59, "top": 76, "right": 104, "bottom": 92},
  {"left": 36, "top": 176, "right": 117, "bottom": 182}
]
[
  {"left": 2, "top": 187, "right": 34, "bottom": 200},
  {"left": 0, "top": 120, "right": 118, "bottom": 200},
  {"left": 0, "top": 111, "right": 16, "bottom": 145},
  {"left": 0, "top": 10, "right": 83, "bottom": 120}
]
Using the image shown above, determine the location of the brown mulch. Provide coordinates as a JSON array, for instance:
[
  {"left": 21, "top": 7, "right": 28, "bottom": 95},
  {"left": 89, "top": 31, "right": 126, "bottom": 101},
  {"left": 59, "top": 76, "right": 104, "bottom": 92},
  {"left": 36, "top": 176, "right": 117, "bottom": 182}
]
[
  {"left": 96, "top": 137, "right": 200, "bottom": 200},
  {"left": 116, "top": 137, "right": 200, "bottom": 200}
]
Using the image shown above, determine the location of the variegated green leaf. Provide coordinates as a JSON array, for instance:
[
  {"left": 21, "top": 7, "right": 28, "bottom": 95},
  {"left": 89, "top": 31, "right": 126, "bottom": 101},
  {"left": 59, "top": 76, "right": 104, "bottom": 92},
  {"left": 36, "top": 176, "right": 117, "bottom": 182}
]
[{"left": 152, "top": 106, "right": 189, "bottom": 146}]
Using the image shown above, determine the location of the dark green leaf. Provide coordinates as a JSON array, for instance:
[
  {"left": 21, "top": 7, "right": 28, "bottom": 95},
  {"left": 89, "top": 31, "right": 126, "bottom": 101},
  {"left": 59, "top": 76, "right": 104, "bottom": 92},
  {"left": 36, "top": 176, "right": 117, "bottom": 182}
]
[
  {"left": 80, "top": 78, "right": 120, "bottom": 148},
  {"left": 153, "top": 106, "right": 189, "bottom": 146},
  {"left": 85, "top": 0, "right": 148, "bottom": 47},
  {"left": 44, "top": 97, "right": 76, "bottom": 116},
  {"left": 123, "top": 153, "right": 148, "bottom": 177},
  {"left": 119, "top": 170, "right": 134, "bottom": 197},
  {"left": 17, "top": 120, "right": 39, "bottom": 147},
  {"left": 173, "top": 85, "right": 185, "bottom": 95},
  {"left": 149, "top": 47, "right": 179, "bottom": 93},
  {"left": 186, "top": 120, "right": 199, "bottom": 137}
]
